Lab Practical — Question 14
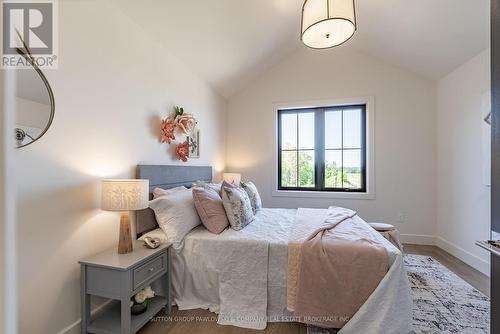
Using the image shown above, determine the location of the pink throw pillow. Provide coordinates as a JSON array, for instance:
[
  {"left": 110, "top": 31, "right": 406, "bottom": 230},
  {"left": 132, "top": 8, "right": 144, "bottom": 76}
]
[{"left": 192, "top": 187, "right": 229, "bottom": 234}]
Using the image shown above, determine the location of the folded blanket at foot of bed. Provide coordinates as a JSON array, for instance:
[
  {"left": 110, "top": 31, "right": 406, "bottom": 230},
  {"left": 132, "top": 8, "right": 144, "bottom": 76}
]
[{"left": 287, "top": 207, "right": 389, "bottom": 329}]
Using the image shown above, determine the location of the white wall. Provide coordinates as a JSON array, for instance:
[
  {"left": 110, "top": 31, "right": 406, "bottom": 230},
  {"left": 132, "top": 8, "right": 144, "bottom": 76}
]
[
  {"left": 14, "top": 1, "right": 226, "bottom": 333},
  {"left": 1, "top": 67, "right": 17, "bottom": 334},
  {"left": 436, "top": 49, "right": 491, "bottom": 275},
  {"left": 226, "top": 47, "right": 437, "bottom": 240}
]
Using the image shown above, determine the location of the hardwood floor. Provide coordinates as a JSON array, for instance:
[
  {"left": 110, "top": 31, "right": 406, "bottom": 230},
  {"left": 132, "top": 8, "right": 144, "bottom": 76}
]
[
  {"left": 139, "top": 244, "right": 490, "bottom": 334},
  {"left": 140, "top": 308, "right": 307, "bottom": 334}
]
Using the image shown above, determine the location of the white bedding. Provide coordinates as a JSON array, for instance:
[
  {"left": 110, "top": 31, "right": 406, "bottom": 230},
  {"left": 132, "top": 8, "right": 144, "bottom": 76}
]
[
  {"left": 165, "top": 208, "right": 411, "bottom": 332},
  {"left": 171, "top": 208, "right": 294, "bottom": 329}
]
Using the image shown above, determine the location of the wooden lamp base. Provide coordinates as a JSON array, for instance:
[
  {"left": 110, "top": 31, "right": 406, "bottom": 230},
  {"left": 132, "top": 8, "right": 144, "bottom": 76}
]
[{"left": 118, "top": 211, "right": 133, "bottom": 254}]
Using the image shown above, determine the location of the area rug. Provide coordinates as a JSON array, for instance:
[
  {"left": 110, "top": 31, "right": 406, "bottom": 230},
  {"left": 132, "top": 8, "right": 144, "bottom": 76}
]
[{"left": 307, "top": 254, "right": 490, "bottom": 334}]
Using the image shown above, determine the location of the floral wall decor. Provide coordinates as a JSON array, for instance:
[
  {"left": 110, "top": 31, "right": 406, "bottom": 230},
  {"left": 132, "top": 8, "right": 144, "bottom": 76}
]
[
  {"left": 176, "top": 140, "right": 191, "bottom": 162},
  {"left": 160, "top": 106, "right": 198, "bottom": 162}
]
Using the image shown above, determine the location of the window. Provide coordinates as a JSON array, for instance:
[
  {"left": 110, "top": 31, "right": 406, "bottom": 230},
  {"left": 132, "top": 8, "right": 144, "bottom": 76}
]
[{"left": 278, "top": 104, "right": 366, "bottom": 192}]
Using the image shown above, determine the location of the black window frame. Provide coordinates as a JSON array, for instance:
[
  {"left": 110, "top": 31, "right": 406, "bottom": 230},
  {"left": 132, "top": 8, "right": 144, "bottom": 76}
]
[{"left": 277, "top": 104, "right": 367, "bottom": 193}]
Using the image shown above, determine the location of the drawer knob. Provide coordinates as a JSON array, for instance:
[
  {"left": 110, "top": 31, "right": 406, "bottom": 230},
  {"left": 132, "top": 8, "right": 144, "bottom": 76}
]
[{"left": 148, "top": 267, "right": 154, "bottom": 272}]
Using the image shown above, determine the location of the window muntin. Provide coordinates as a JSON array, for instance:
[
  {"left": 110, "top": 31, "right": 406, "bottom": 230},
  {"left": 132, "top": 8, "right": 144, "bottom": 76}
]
[{"left": 278, "top": 105, "right": 366, "bottom": 192}]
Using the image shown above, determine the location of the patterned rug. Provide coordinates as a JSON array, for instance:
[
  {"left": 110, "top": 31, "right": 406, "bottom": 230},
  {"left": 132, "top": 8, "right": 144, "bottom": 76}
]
[{"left": 307, "top": 255, "right": 490, "bottom": 334}]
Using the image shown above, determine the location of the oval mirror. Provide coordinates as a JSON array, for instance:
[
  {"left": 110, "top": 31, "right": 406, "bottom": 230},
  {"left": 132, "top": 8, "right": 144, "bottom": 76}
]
[{"left": 15, "top": 49, "right": 55, "bottom": 148}]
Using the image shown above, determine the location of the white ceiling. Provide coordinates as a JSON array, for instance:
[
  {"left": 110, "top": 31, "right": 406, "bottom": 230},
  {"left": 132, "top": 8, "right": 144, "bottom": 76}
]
[{"left": 112, "top": 0, "right": 489, "bottom": 99}]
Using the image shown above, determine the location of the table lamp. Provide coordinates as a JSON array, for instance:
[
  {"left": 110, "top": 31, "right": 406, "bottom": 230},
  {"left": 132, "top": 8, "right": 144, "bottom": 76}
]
[
  {"left": 101, "top": 179, "right": 149, "bottom": 254},
  {"left": 222, "top": 173, "right": 241, "bottom": 186}
]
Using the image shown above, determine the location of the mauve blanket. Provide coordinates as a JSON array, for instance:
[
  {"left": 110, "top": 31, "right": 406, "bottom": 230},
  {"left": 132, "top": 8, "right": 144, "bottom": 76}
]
[{"left": 289, "top": 207, "right": 389, "bottom": 329}]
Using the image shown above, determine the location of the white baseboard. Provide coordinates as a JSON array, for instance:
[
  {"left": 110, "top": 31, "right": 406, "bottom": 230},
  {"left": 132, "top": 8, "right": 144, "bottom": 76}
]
[
  {"left": 401, "top": 234, "right": 490, "bottom": 276},
  {"left": 56, "top": 300, "right": 112, "bottom": 334},
  {"left": 435, "top": 236, "right": 490, "bottom": 276},
  {"left": 400, "top": 234, "right": 436, "bottom": 245}
]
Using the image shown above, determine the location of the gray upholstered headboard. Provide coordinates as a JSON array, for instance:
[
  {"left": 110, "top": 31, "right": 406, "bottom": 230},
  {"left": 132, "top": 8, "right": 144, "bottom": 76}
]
[{"left": 135, "top": 165, "right": 212, "bottom": 237}]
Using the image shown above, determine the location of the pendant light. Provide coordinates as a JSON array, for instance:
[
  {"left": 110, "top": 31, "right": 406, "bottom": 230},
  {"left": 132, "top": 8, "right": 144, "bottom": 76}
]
[{"left": 301, "top": 0, "right": 357, "bottom": 49}]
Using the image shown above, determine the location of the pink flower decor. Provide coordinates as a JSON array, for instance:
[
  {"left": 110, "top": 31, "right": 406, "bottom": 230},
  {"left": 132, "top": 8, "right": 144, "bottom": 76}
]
[
  {"left": 159, "top": 107, "right": 198, "bottom": 161},
  {"left": 176, "top": 140, "right": 190, "bottom": 162},
  {"left": 176, "top": 113, "right": 196, "bottom": 135},
  {"left": 161, "top": 117, "right": 176, "bottom": 144}
]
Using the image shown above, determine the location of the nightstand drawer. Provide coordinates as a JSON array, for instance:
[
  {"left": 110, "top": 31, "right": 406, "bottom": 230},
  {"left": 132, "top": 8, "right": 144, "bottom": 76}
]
[{"left": 133, "top": 253, "right": 166, "bottom": 289}]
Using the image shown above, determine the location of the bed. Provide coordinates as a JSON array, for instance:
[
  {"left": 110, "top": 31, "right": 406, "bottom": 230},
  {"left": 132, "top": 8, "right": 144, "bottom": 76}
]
[{"left": 135, "top": 165, "right": 412, "bottom": 334}]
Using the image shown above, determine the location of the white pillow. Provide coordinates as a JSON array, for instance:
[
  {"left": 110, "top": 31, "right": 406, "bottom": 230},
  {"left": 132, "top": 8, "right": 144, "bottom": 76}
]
[
  {"left": 138, "top": 228, "right": 167, "bottom": 243},
  {"left": 149, "top": 188, "right": 201, "bottom": 250},
  {"left": 153, "top": 186, "right": 187, "bottom": 199},
  {"left": 192, "top": 181, "right": 222, "bottom": 197}
]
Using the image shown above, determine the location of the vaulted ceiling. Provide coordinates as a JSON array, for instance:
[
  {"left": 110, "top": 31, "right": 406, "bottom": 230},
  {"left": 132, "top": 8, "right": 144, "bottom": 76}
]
[{"left": 111, "top": 0, "right": 489, "bottom": 98}]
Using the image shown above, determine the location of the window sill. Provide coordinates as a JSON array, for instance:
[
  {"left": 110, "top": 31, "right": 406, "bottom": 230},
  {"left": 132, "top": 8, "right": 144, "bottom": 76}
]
[{"left": 271, "top": 190, "right": 375, "bottom": 200}]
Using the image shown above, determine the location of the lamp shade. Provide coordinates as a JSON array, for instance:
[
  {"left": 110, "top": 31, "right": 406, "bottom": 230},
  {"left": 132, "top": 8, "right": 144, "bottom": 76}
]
[
  {"left": 222, "top": 173, "right": 241, "bottom": 186},
  {"left": 301, "top": 0, "right": 356, "bottom": 49},
  {"left": 101, "top": 179, "right": 149, "bottom": 211}
]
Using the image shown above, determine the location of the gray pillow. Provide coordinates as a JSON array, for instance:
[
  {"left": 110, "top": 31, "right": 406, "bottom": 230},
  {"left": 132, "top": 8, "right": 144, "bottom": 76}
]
[
  {"left": 241, "top": 181, "right": 262, "bottom": 214},
  {"left": 222, "top": 184, "right": 254, "bottom": 230},
  {"left": 192, "top": 181, "right": 222, "bottom": 197}
]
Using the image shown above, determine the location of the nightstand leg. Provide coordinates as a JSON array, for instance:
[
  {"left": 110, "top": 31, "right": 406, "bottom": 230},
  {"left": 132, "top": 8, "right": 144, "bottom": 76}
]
[
  {"left": 121, "top": 297, "right": 131, "bottom": 334},
  {"left": 166, "top": 247, "right": 172, "bottom": 315},
  {"left": 81, "top": 266, "right": 90, "bottom": 334}
]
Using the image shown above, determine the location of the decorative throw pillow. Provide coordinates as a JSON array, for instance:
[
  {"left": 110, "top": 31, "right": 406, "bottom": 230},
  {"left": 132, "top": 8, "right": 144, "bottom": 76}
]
[
  {"left": 221, "top": 180, "right": 238, "bottom": 189},
  {"left": 153, "top": 186, "right": 187, "bottom": 199},
  {"left": 149, "top": 188, "right": 201, "bottom": 250},
  {"left": 241, "top": 181, "right": 262, "bottom": 214},
  {"left": 192, "top": 186, "right": 229, "bottom": 234},
  {"left": 192, "top": 181, "right": 222, "bottom": 197},
  {"left": 221, "top": 183, "right": 254, "bottom": 231}
]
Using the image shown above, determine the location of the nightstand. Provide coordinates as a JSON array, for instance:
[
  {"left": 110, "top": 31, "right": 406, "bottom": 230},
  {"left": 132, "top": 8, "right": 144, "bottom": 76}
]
[{"left": 79, "top": 241, "right": 171, "bottom": 334}]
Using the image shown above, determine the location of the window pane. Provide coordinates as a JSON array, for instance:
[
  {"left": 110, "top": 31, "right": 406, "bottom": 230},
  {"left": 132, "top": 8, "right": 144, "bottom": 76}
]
[
  {"left": 298, "top": 112, "right": 315, "bottom": 150},
  {"left": 325, "top": 150, "right": 342, "bottom": 188},
  {"left": 278, "top": 105, "right": 366, "bottom": 192},
  {"left": 325, "top": 110, "right": 342, "bottom": 149},
  {"left": 281, "top": 151, "right": 297, "bottom": 187},
  {"left": 298, "top": 150, "right": 315, "bottom": 187},
  {"left": 343, "top": 108, "right": 362, "bottom": 149},
  {"left": 343, "top": 149, "right": 362, "bottom": 189},
  {"left": 281, "top": 113, "right": 297, "bottom": 149}
]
